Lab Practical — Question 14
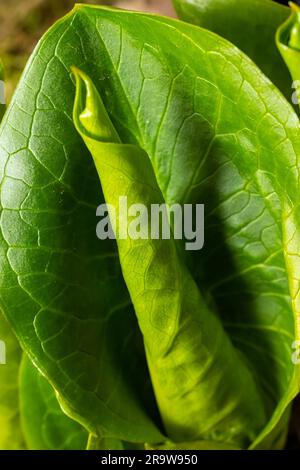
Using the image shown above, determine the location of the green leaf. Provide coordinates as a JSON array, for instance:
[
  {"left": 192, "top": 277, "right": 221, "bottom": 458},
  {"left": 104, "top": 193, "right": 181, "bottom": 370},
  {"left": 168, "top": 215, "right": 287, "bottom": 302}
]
[
  {"left": 0, "top": 312, "right": 25, "bottom": 449},
  {"left": 73, "top": 67, "right": 267, "bottom": 448},
  {"left": 173, "top": 0, "right": 292, "bottom": 100},
  {"left": 146, "top": 440, "right": 240, "bottom": 450},
  {"left": 87, "top": 434, "right": 125, "bottom": 450},
  {"left": 276, "top": 3, "right": 300, "bottom": 84},
  {"left": 19, "top": 355, "right": 88, "bottom": 450},
  {"left": 0, "top": 5, "right": 299, "bottom": 449},
  {"left": 0, "top": 5, "right": 162, "bottom": 445}
]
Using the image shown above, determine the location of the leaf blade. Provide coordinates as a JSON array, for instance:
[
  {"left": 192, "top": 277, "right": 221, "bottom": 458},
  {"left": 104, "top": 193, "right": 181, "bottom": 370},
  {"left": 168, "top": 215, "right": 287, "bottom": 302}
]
[
  {"left": 173, "top": 0, "right": 292, "bottom": 100},
  {"left": 20, "top": 355, "right": 88, "bottom": 450},
  {"left": 0, "top": 5, "right": 299, "bottom": 448},
  {"left": 0, "top": 313, "right": 25, "bottom": 449}
]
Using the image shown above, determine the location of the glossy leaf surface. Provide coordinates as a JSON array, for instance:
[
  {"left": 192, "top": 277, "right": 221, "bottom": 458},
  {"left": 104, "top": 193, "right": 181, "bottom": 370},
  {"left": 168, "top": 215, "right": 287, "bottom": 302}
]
[
  {"left": 0, "top": 5, "right": 299, "bottom": 448},
  {"left": 173, "top": 0, "right": 292, "bottom": 100}
]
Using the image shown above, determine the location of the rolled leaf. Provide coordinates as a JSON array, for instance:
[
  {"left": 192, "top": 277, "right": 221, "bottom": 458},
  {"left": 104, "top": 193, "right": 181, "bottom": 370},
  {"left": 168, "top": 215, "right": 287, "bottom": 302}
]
[
  {"left": 277, "top": 3, "right": 300, "bottom": 85},
  {"left": 73, "top": 68, "right": 268, "bottom": 448}
]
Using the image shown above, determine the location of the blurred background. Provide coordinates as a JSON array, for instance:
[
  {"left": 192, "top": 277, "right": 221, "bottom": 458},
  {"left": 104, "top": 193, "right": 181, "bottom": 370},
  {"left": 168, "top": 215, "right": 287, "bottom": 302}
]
[
  {"left": 0, "top": 0, "right": 299, "bottom": 449},
  {"left": 0, "top": 0, "right": 175, "bottom": 101}
]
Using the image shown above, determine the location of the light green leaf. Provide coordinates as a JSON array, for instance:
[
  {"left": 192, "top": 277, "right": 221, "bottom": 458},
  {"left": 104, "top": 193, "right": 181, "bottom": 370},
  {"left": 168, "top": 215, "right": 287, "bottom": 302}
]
[
  {"left": 276, "top": 3, "right": 300, "bottom": 84},
  {"left": 0, "top": 313, "right": 25, "bottom": 449},
  {"left": 19, "top": 355, "right": 88, "bottom": 450},
  {"left": 87, "top": 434, "right": 125, "bottom": 450},
  {"left": 146, "top": 440, "right": 240, "bottom": 450},
  {"left": 173, "top": 0, "right": 292, "bottom": 100},
  {"left": 0, "top": 5, "right": 299, "bottom": 449},
  {"left": 73, "top": 68, "right": 267, "bottom": 448}
]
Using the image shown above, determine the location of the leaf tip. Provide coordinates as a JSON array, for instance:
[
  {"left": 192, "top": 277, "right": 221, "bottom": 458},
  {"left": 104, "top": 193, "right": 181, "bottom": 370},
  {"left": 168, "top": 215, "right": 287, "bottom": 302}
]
[
  {"left": 289, "top": 2, "right": 300, "bottom": 14},
  {"left": 72, "top": 67, "right": 120, "bottom": 145}
]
